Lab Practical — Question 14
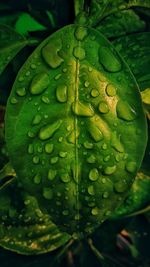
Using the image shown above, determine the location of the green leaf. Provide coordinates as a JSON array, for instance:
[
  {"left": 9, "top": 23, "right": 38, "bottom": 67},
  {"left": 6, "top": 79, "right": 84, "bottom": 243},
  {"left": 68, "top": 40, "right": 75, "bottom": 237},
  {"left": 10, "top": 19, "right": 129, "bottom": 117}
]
[
  {"left": 0, "top": 181, "right": 71, "bottom": 255},
  {"left": 14, "top": 13, "right": 47, "bottom": 36},
  {"left": 97, "top": 10, "right": 145, "bottom": 39},
  {"left": 5, "top": 25, "right": 147, "bottom": 239},
  {"left": 113, "top": 32, "right": 150, "bottom": 91},
  {"left": 111, "top": 172, "right": 150, "bottom": 219},
  {"left": 141, "top": 88, "right": 150, "bottom": 115},
  {"left": 0, "top": 24, "right": 27, "bottom": 75}
]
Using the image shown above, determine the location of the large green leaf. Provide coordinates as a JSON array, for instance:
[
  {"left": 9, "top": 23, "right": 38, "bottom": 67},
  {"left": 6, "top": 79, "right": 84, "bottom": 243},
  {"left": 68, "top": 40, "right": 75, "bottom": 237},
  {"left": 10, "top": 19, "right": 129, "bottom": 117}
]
[
  {"left": 0, "top": 24, "right": 27, "bottom": 75},
  {"left": 5, "top": 25, "right": 147, "bottom": 239},
  {"left": 0, "top": 180, "right": 71, "bottom": 255},
  {"left": 113, "top": 32, "right": 150, "bottom": 91}
]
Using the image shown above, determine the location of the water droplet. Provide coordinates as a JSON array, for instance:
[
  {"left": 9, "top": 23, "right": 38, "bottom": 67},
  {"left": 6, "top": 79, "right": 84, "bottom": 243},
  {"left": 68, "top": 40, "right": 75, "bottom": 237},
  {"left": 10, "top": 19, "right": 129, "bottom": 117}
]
[
  {"left": 115, "top": 154, "right": 120, "bottom": 162},
  {"left": 102, "top": 178, "right": 106, "bottom": 183},
  {"left": 58, "top": 136, "right": 63, "bottom": 142},
  {"left": 43, "top": 187, "right": 53, "bottom": 200},
  {"left": 45, "top": 143, "right": 54, "bottom": 154},
  {"left": 62, "top": 210, "right": 69, "bottom": 216},
  {"left": 89, "top": 168, "right": 99, "bottom": 181},
  {"left": 91, "top": 35, "right": 96, "bottom": 41},
  {"left": 72, "top": 101, "right": 94, "bottom": 117},
  {"left": 10, "top": 97, "right": 18, "bottom": 104},
  {"left": 116, "top": 100, "right": 137, "bottom": 121},
  {"left": 28, "top": 144, "right": 34, "bottom": 154},
  {"left": 32, "top": 114, "right": 42, "bottom": 125},
  {"left": 48, "top": 169, "right": 57, "bottom": 180},
  {"left": 99, "top": 46, "right": 122, "bottom": 72},
  {"left": 111, "top": 131, "right": 124, "bottom": 152},
  {"left": 103, "top": 192, "right": 109, "bottom": 198},
  {"left": 91, "top": 207, "right": 99, "bottom": 215},
  {"left": 67, "top": 125, "right": 71, "bottom": 131},
  {"left": 73, "top": 46, "right": 85, "bottom": 60},
  {"left": 60, "top": 173, "right": 70, "bottom": 183},
  {"left": 39, "top": 120, "right": 62, "bottom": 140},
  {"left": 114, "top": 180, "right": 128, "bottom": 193},
  {"left": 102, "top": 143, "right": 107, "bottom": 150},
  {"left": 37, "top": 144, "right": 43, "bottom": 153},
  {"left": 62, "top": 68, "right": 67, "bottom": 73},
  {"left": 32, "top": 155, "right": 40, "bottom": 164},
  {"left": 59, "top": 151, "right": 67, "bottom": 158},
  {"left": 18, "top": 76, "right": 24, "bottom": 82},
  {"left": 16, "top": 87, "right": 26, "bottom": 96},
  {"left": 50, "top": 157, "right": 58, "bottom": 164},
  {"left": 125, "top": 161, "right": 137, "bottom": 173},
  {"left": 87, "top": 154, "right": 96, "bottom": 163},
  {"left": 104, "top": 165, "right": 116, "bottom": 175},
  {"left": 88, "top": 123, "right": 103, "bottom": 142},
  {"left": 91, "top": 89, "right": 99, "bottom": 97},
  {"left": 83, "top": 141, "right": 93, "bottom": 149},
  {"left": 56, "top": 84, "right": 67, "bottom": 102},
  {"left": 30, "top": 64, "right": 36, "bottom": 69},
  {"left": 88, "top": 67, "right": 92, "bottom": 72},
  {"left": 88, "top": 185, "right": 95, "bottom": 195},
  {"left": 105, "top": 210, "right": 111, "bottom": 216},
  {"left": 106, "top": 84, "right": 116, "bottom": 96},
  {"left": 42, "top": 39, "right": 64, "bottom": 68},
  {"left": 84, "top": 81, "right": 90, "bottom": 87},
  {"left": 103, "top": 155, "right": 110, "bottom": 162},
  {"left": 25, "top": 70, "right": 30, "bottom": 76},
  {"left": 33, "top": 173, "right": 41, "bottom": 184},
  {"left": 41, "top": 95, "right": 50, "bottom": 104},
  {"left": 28, "top": 131, "right": 35, "bottom": 138},
  {"left": 30, "top": 72, "right": 49, "bottom": 95},
  {"left": 99, "top": 101, "right": 109, "bottom": 114},
  {"left": 75, "top": 26, "right": 88, "bottom": 41},
  {"left": 54, "top": 73, "right": 62, "bottom": 80}
]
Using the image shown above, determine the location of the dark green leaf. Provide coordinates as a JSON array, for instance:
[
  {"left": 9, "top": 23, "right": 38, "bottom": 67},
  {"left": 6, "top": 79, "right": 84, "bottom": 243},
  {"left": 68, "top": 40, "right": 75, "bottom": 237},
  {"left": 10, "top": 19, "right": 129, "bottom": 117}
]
[
  {"left": 113, "top": 32, "right": 150, "bottom": 91},
  {"left": 5, "top": 25, "right": 147, "bottom": 240},
  {"left": 0, "top": 24, "right": 27, "bottom": 75},
  {"left": 0, "top": 181, "right": 71, "bottom": 255}
]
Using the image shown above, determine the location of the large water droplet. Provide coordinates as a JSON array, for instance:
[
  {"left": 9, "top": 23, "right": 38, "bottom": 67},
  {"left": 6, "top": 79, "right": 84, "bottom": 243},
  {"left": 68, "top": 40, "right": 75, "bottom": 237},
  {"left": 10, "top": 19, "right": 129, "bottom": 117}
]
[
  {"left": 106, "top": 84, "right": 116, "bottom": 96},
  {"left": 43, "top": 187, "right": 53, "bottom": 200},
  {"left": 73, "top": 46, "right": 85, "bottom": 60},
  {"left": 56, "top": 84, "right": 67, "bottom": 103},
  {"left": 72, "top": 101, "right": 94, "bottom": 117},
  {"left": 42, "top": 38, "right": 64, "bottom": 68},
  {"left": 30, "top": 72, "right": 49, "bottom": 95},
  {"left": 33, "top": 173, "right": 41, "bottom": 184},
  {"left": 74, "top": 26, "right": 88, "bottom": 41},
  {"left": 104, "top": 165, "right": 116, "bottom": 175},
  {"left": 89, "top": 168, "right": 99, "bottom": 181},
  {"left": 99, "top": 46, "right": 122, "bottom": 72},
  {"left": 48, "top": 169, "right": 57, "bottom": 180},
  {"left": 39, "top": 120, "right": 62, "bottom": 140},
  {"left": 99, "top": 101, "right": 109, "bottom": 114},
  {"left": 125, "top": 161, "right": 137, "bottom": 173},
  {"left": 116, "top": 100, "right": 137, "bottom": 121},
  {"left": 32, "top": 114, "right": 42, "bottom": 125},
  {"left": 45, "top": 143, "right": 54, "bottom": 154}
]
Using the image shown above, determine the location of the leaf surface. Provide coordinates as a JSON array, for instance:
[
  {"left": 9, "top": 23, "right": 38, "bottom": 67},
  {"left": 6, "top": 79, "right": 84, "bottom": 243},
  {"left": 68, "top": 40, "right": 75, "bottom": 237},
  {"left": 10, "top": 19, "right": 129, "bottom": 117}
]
[{"left": 5, "top": 25, "right": 147, "bottom": 238}]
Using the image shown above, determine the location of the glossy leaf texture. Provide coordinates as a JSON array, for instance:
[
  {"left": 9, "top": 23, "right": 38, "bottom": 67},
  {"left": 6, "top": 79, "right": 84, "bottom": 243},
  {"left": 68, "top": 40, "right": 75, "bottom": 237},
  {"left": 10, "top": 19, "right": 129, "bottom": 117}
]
[
  {"left": 0, "top": 180, "right": 70, "bottom": 254},
  {"left": 0, "top": 24, "right": 27, "bottom": 75},
  {"left": 5, "top": 25, "right": 147, "bottom": 237},
  {"left": 97, "top": 10, "right": 145, "bottom": 39},
  {"left": 113, "top": 32, "right": 150, "bottom": 91},
  {"left": 111, "top": 172, "right": 150, "bottom": 219}
]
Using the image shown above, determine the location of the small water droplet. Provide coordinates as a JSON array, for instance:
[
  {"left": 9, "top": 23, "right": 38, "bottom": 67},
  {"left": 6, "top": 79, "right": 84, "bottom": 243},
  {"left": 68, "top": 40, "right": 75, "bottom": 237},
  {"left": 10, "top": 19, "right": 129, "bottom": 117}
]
[
  {"left": 88, "top": 67, "right": 93, "bottom": 72},
  {"left": 62, "top": 210, "right": 69, "bottom": 216},
  {"left": 30, "top": 64, "right": 36, "bottom": 69},
  {"left": 60, "top": 173, "right": 70, "bottom": 183},
  {"left": 102, "top": 143, "right": 107, "bottom": 150},
  {"left": 30, "top": 72, "right": 49, "bottom": 95},
  {"left": 16, "top": 87, "right": 26, "bottom": 96},
  {"left": 89, "top": 168, "right": 99, "bottom": 181},
  {"left": 32, "top": 114, "right": 42, "bottom": 125},
  {"left": 54, "top": 73, "right": 62, "bottom": 80},
  {"left": 28, "top": 131, "right": 35, "bottom": 138},
  {"left": 25, "top": 71, "right": 30, "bottom": 76},
  {"left": 88, "top": 123, "right": 103, "bottom": 142},
  {"left": 87, "top": 154, "right": 96, "bottom": 163},
  {"left": 59, "top": 151, "right": 67, "bottom": 158},
  {"left": 62, "top": 68, "right": 67, "bottom": 73},
  {"left": 84, "top": 141, "right": 93, "bottom": 149},
  {"left": 114, "top": 180, "right": 128, "bottom": 193},
  {"left": 32, "top": 155, "right": 40, "bottom": 164},
  {"left": 50, "top": 157, "right": 58, "bottom": 164},
  {"left": 58, "top": 136, "right": 63, "bottom": 142},
  {"left": 28, "top": 144, "right": 34, "bottom": 154},
  {"left": 125, "top": 161, "right": 137, "bottom": 173},
  {"left": 88, "top": 185, "right": 95, "bottom": 195},
  {"left": 91, "top": 89, "right": 99, "bottom": 97},
  {"left": 111, "top": 131, "right": 124, "bottom": 153},
  {"left": 104, "top": 165, "right": 116, "bottom": 175},
  {"left": 41, "top": 95, "right": 50, "bottom": 104},
  {"left": 45, "top": 143, "right": 54, "bottom": 154},
  {"left": 103, "top": 155, "right": 110, "bottom": 162},
  {"left": 56, "top": 84, "right": 67, "bottom": 103},
  {"left": 74, "top": 26, "right": 88, "bottom": 41},
  {"left": 43, "top": 187, "right": 53, "bottom": 200},
  {"left": 106, "top": 84, "right": 116, "bottom": 96},
  {"left": 48, "top": 169, "right": 57, "bottom": 180},
  {"left": 84, "top": 81, "right": 90, "bottom": 87},
  {"left": 102, "top": 192, "right": 109, "bottom": 198},
  {"left": 99, "top": 101, "right": 109, "bottom": 114},
  {"left": 33, "top": 173, "right": 41, "bottom": 184},
  {"left": 10, "top": 97, "right": 18, "bottom": 104},
  {"left": 18, "top": 76, "right": 24, "bottom": 82},
  {"left": 91, "top": 207, "right": 99, "bottom": 215}
]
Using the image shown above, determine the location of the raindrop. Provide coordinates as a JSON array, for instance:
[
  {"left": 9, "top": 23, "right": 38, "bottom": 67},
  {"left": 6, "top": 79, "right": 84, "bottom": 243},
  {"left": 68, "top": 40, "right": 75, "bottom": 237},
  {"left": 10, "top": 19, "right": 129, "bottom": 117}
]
[
  {"left": 30, "top": 72, "right": 49, "bottom": 95},
  {"left": 89, "top": 168, "right": 99, "bottom": 181},
  {"left": 73, "top": 46, "right": 85, "bottom": 60},
  {"left": 99, "top": 46, "right": 122, "bottom": 72},
  {"left": 43, "top": 187, "right": 53, "bottom": 200}
]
